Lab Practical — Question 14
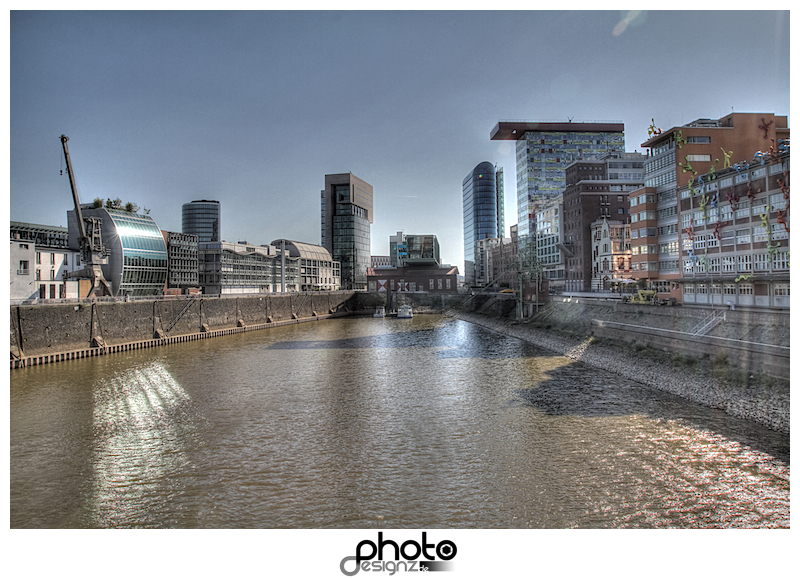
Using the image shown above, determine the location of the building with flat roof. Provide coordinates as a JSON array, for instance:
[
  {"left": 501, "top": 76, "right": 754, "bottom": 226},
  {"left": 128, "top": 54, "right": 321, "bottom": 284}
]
[
  {"left": 198, "top": 240, "right": 298, "bottom": 295},
  {"left": 68, "top": 206, "right": 168, "bottom": 297},
  {"left": 162, "top": 231, "right": 199, "bottom": 290},
  {"left": 182, "top": 200, "right": 220, "bottom": 242},
  {"left": 10, "top": 221, "right": 81, "bottom": 302},
  {"left": 535, "top": 196, "right": 566, "bottom": 292},
  {"left": 491, "top": 120, "right": 626, "bottom": 240},
  {"left": 631, "top": 112, "right": 789, "bottom": 301},
  {"left": 463, "top": 162, "right": 504, "bottom": 285},
  {"left": 366, "top": 264, "right": 459, "bottom": 293},
  {"left": 322, "top": 173, "right": 373, "bottom": 290},
  {"left": 562, "top": 151, "right": 644, "bottom": 292},
  {"left": 679, "top": 145, "right": 789, "bottom": 308}
]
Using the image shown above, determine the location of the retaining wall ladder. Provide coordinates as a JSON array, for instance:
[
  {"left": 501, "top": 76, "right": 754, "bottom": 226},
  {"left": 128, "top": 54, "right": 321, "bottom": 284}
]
[{"left": 690, "top": 309, "right": 726, "bottom": 336}]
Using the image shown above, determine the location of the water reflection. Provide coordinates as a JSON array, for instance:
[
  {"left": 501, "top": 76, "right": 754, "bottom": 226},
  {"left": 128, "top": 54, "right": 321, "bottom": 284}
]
[
  {"left": 89, "top": 361, "right": 194, "bottom": 528},
  {"left": 9, "top": 315, "right": 790, "bottom": 529}
]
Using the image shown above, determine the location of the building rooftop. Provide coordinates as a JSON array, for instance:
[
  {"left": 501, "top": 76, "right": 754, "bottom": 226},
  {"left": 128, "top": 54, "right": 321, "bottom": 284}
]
[{"left": 490, "top": 120, "right": 625, "bottom": 140}]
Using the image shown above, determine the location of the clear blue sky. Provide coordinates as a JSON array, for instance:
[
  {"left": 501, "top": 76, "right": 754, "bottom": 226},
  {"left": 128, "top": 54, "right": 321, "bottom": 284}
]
[{"left": 9, "top": 10, "right": 790, "bottom": 272}]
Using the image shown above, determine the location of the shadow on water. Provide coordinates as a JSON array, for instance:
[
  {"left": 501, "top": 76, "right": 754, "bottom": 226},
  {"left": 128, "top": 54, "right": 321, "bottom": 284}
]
[
  {"left": 267, "top": 319, "right": 788, "bottom": 464},
  {"left": 513, "top": 357, "right": 790, "bottom": 465}
]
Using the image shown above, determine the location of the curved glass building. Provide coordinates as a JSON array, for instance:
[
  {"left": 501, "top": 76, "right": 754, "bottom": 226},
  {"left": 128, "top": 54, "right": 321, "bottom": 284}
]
[
  {"left": 182, "top": 200, "right": 220, "bottom": 242},
  {"left": 462, "top": 162, "right": 504, "bottom": 286},
  {"left": 68, "top": 206, "right": 168, "bottom": 297}
]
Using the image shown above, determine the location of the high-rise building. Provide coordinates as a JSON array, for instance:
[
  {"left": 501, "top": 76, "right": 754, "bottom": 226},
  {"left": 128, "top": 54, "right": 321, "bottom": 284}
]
[
  {"left": 490, "top": 120, "right": 626, "bottom": 240},
  {"left": 321, "top": 173, "right": 373, "bottom": 290},
  {"left": 182, "top": 200, "right": 221, "bottom": 242},
  {"left": 462, "top": 162, "right": 504, "bottom": 286}
]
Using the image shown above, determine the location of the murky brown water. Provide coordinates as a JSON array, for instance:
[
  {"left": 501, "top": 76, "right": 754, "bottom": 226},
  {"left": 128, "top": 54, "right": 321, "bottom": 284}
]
[{"left": 10, "top": 315, "right": 789, "bottom": 528}]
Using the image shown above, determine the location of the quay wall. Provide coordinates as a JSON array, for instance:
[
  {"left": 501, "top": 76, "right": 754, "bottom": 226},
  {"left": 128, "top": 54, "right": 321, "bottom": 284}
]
[{"left": 10, "top": 292, "right": 357, "bottom": 364}]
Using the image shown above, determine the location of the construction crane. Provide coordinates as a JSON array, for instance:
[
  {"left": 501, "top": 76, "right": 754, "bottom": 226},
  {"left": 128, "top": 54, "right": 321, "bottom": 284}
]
[{"left": 60, "top": 134, "right": 112, "bottom": 297}]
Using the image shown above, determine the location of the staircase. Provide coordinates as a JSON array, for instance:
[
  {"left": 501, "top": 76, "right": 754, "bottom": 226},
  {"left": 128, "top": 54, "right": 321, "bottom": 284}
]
[{"left": 690, "top": 309, "right": 726, "bottom": 336}]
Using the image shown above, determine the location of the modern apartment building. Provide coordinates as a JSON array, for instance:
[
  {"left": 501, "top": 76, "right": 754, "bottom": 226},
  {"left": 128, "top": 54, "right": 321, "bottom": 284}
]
[
  {"left": 562, "top": 152, "right": 644, "bottom": 292},
  {"left": 462, "top": 162, "right": 504, "bottom": 286},
  {"left": 321, "top": 173, "right": 373, "bottom": 290},
  {"left": 182, "top": 200, "right": 221, "bottom": 243},
  {"left": 679, "top": 145, "right": 790, "bottom": 308},
  {"left": 632, "top": 112, "right": 789, "bottom": 301},
  {"left": 490, "top": 120, "right": 625, "bottom": 240}
]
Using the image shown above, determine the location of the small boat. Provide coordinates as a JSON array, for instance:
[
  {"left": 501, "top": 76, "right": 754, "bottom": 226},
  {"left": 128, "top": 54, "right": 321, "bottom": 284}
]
[
  {"left": 374, "top": 306, "right": 386, "bottom": 318},
  {"left": 396, "top": 304, "right": 413, "bottom": 319}
]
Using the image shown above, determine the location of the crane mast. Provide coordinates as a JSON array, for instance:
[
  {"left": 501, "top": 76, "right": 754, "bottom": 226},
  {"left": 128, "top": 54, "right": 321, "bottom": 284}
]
[{"left": 60, "top": 135, "right": 112, "bottom": 297}]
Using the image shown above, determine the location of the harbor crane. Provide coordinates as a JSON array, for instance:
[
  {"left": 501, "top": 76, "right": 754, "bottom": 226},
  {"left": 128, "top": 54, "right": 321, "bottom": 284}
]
[{"left": 60, "top": 134, "right": 112, "bottom": 297}]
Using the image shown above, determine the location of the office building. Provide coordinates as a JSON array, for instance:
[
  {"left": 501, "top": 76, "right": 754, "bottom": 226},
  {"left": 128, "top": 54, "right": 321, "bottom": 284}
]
[
  {"left": 321, "top": 173, "right": 373, "bottom": 290},
  {"left": 68, "top": 206, "right": 168, "bottom": 297},
  {"left": 562, "top": 152, "right": 644, "bottom": 292},
  {"left": 535, "top": 197, "right": 566, "bottom": 292},
  {"left": 463, "top": 162, "right": 504, "bottom": 286},
  {"left": 490, "top": 120, "right": 625, "bottom": 240},
  {"left": 198, "top": 240, "right": 298, "bottom": 295},
  {"left": 271, "top": 239, "right": 340, "bottom": 292},
  {"left": 182, "top": 200, "right": 221, "bottom": 242},
  {"left": 162, "top": 231, "right": 200, "bottom": 290},
  {"left": 632, "top": 112, "right": 789, "bottom": 301}
]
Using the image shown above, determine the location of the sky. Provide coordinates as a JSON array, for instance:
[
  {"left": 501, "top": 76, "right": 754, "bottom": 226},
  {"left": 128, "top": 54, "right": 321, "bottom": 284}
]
[{"left": 8, "top": 10, "right": 791, "bottom": 274}]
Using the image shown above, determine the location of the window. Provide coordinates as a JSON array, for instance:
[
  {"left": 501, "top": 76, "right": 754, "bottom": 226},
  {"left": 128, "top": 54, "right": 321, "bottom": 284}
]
[
  {"left": 736, "top": 228, "right": 751, "bottom": 245},
  {"left": 722, "top": 257, "right": 735, "bottom": 272},
  {"left": 754, "top": 253, "right": 769, "bottom": 271},
  {"left": 19, "top": 243, "right": 28, "bottom": 250},
  {"left": 736, "top": 254, "right": 751, "bottom": 272},
  {"left": 774, "top": 284, "right": 790, "bottom": 296},
  {"left": 773, "top": 251, "right": 789, "bottom": 270},
  {"left": 739, "top": 284, "right": 754, "bottom": 295},
  {"left": 36, "top": 252, "right": 41, "bottom": 265}
]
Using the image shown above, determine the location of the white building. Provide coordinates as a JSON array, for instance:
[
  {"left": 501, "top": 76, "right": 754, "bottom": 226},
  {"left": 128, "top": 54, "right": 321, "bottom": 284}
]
[
  {"left": 590, "top": 218, "right": 631, "bottom": 291},
  {"left": 10, "top": 221, "right": 82, "bottom": 303}
]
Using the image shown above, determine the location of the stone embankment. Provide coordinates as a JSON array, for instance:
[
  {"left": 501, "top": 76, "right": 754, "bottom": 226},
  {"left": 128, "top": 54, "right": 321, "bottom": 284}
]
[{"left": 456, "top": 311, "right": 789, "bottom": 434}]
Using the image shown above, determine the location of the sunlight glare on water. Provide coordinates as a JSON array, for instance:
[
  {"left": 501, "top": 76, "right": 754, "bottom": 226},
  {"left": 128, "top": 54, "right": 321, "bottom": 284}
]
[{"left": 9, "top": 315, "right": 789, "bottom": 529}]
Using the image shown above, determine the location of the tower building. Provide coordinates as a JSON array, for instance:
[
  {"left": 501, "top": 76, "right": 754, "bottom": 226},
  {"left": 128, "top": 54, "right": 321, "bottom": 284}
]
[
  {"left": 182, "top": 200, "right": 220, "bottom": 243},
  {"left": 321, "top": 173, "right": 373, "bottom": 290},
  {"left": 462, "top": 162, "right": 504, "bottom": 286}
]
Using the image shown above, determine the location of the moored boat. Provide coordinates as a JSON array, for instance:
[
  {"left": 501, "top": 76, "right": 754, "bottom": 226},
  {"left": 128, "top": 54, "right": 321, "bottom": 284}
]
[
  {"left": 374, "top": 306, "right": 386, "bottom": 318},
  {"left": 397, "top": 304, "right": 413, "bottom": 318}
]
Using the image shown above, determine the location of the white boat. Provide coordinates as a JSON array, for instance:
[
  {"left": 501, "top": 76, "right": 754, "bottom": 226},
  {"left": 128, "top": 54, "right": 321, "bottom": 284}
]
[
  {"left": 374, "top": 306, "right": 386, "bottom": 318},
  {"left": 396, "top": 304, "right": 413, "bottom": 319}
]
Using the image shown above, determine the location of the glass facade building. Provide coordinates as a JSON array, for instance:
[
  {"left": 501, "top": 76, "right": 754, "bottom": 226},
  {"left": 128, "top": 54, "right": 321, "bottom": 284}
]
[
  {"left": 182, "top": 200, "right": 221, "bottom": 242},
  {"left": 490, "top": 121, "right": 626, "bottom": 240},
  {"left": 68, "top": 207, "right": 168, "bottom": 297},
  {"left": 322, "top": 173, "right": 373, "bottom": 290},
  {"left": 463, "top": 162, "right": 503, "bottom": 285}
]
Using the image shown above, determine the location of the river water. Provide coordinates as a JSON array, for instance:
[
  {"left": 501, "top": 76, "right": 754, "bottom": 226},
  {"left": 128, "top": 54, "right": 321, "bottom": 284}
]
[{"left": 9, "top": 315, "right": 789, "bottom": 529}]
